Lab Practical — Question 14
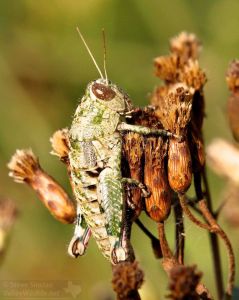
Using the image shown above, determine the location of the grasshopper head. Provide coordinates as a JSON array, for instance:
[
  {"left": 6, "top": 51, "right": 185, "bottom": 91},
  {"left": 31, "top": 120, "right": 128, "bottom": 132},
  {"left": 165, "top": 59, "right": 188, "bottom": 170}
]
[{"left": 88, "top": 78, "right": 133, "bottom": 113}]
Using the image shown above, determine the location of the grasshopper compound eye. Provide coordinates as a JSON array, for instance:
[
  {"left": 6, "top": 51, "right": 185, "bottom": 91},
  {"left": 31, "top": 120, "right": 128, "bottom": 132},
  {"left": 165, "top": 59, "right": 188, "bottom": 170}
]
[{"left": 92, "top": 82, "right": 116, "bottom": 101}]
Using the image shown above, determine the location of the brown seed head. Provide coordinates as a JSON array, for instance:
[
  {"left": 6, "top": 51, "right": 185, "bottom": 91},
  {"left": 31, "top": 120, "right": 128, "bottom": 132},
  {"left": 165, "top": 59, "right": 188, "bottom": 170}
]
[
  {"left": 167, "top": 265, "right": 202, "bottom": 300},
  {"left": 8, "top": 149, "right": 40, "bottom": 183},
  {"left": 50, "top": 128, "right": 69, "bottom": 161},
  {"left": 155, "top": 85, "right": 193, "bottom": 136},
  {"left": 112, "top": 261, "right": 144, "bottom": 299},
  {"left": 226, "top": 60, "right": 239, "bottom": 93},
  {"left": 170, "top": 32, "right": 201, "bottom": 63}
]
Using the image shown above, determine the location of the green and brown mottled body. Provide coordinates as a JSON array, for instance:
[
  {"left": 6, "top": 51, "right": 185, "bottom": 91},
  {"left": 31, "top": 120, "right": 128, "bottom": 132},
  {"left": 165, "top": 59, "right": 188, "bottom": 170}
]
[
  {"left": 68, "top": 79, "right": 175, "bottom": 263},
  {"left": 68, "top": 79, "right": 131, "bottom": 263}
]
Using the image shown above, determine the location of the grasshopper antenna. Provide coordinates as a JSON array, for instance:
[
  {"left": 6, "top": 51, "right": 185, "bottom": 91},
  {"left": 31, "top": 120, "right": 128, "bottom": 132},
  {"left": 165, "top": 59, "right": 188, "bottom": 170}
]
[
  {"left": 76, "top": 27, "right": 104, "bottom": 80},
  {"left": 102, "top": 28, "right": 108, "bottom": 84}
]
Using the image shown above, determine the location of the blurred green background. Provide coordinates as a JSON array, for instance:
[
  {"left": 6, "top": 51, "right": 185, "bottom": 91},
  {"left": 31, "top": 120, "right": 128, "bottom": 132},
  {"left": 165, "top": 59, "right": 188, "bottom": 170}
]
[{"left": 0, "top": 0, "right": 238, "bottom": 299}]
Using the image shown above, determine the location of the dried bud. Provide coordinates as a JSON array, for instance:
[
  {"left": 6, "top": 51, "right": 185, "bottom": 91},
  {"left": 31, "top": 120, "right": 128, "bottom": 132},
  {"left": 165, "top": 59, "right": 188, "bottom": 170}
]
[
  {"left": 207, "top": 139, "right": 239, "bottom": 185},
  {"left": 226, "top": 60, "right": 239, "bottom": 142},
  {"left": 144, "top": 137, "right": 172, "bottom": 222},
  {"left": 170, "top": 32, "right": 201, "bottom": 63},
  {"left": 168, "top": 139, "right": 192, "bottom": 194},
  {"left": 123, "top": 133, "right": 144, "bottom": 217},
  {"left": 50, "top": 128, "right": 69, "bottom": 161},
  {"left": 112, "top": 261, "right": 144, "bottom": 299},
  {"left": 222, "top": 183, "right": 239, "bottom": 227},
  {"left": 155, "top": 85, "right": 193, "bottom": 136},
  {"left": 227, "top": 93, "right": 239, "bottom": 142},
  {"left": 154, "top": 54, "right": 179, "bottom": 82},
  {"left": 167, "top": 265, "right": 202, "bottom": 300},
  {"left": 154, "top": 86, "right": 193, "bottom": 193},
  {"left": 0, "top": 198, "right": 18, "bottom": 254},
  {"left": 226, "top": 60, "right": 239, "bottom": 93},
  {"left": 8, "top": 149, "right": 76, "bottom": 224},
  {"left": 179, "top": 60, "right": 207, "bottom": 91},
  {"left": 0, "top": 198, "right": 17, "bottom": 232}
]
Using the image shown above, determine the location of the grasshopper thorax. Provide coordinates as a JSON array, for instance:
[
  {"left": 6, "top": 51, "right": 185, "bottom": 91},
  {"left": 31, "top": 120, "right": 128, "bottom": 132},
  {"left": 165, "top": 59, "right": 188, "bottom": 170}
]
[{"left": 88, "top": 78, "right": 133, "bottom": 113}]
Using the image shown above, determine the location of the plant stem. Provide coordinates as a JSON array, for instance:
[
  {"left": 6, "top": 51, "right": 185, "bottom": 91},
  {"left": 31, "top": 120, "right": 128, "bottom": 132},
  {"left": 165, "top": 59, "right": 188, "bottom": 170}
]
[
  {"left": 157, "top": 221, "right": 212, "bottom": 299},
  {"left": 135, "top": 219, "right": 162, "bottom": 258},
  {"left": 173, "top": 200, "right": 185, "bottom": 264},
  {"left": 202, "top": 168, "right": 224, "bottom": 300},
  {"left": 198, "top": 199, "right": 235, "bottom": 297}
]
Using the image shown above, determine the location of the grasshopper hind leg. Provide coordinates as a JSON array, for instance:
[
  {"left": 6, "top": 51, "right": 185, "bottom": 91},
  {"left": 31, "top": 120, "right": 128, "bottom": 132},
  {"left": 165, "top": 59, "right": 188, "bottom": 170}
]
[{"left": 68, "top": 208, "right": 91, "bottom": 258}]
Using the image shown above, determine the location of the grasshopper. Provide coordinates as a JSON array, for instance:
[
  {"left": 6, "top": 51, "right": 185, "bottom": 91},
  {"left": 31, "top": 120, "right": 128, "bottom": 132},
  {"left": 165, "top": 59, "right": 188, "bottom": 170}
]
[
  {"left": 66, "top": 29, "right": 179, "bottom": 264},
  {"left": 8, "top": 29, "right": 179, "bottom": 264}
]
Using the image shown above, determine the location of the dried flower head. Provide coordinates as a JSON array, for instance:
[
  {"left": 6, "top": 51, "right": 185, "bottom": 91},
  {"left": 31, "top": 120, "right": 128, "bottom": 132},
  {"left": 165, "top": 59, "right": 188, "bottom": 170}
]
[
  {"left": 8, "top": 149, "right": 76, "bottom": 224},
  {"left": 50, "top": 128, "right": 69, "bottom": 161},
  {"left": 227, "top": 93, "right": 239, "bottom": 143},
  {"left": 154, "top": 54, "right": 179, "bottom": 82},
  {"left": 123, "top": 132, "right": 144, "bottom": 217},
  {"left": 167, "top": 265, "right": 202, "bottom": 300},
  {"left": 168, "top": 138, "right": 192, "bottom": 194},
  {"left": 0, "top": 198, "right": 18, "bottom": 254},
  {"left": 222, "top": 183, "right": 239, "bottom": 227},
  {"left": 0, "top": 198, "right": 18, "bottom": 232},
  {"left": 155, "top": 85, "right": 192, "bottom": 136},
  {"left": 226, "top": 60, "right": 239, "bottom": 92},
  {"left": 179, "top": 60, "right": 207, "bottom": 91},
  {"left": 226, "top": 60, "right": 239, "bottom": 142},
  {"left": 112, "top": 261, "right": 144, "bottom": 299},
  {"left": 8, "top": 149, "right": 39, "bottom": 183},
  {"left": 144, "top": 137, "right": 172, "bottom": 222},
  {"left": 207, "top": 139, "right": 239, "bottom": 185},
  {"left": 170, "top": 32, "right": 201, "bottom": 63}
]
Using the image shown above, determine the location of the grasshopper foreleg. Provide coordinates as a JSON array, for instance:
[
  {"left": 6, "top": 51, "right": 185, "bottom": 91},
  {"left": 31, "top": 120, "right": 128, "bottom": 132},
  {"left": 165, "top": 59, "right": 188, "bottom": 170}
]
[
  {"left": 122, "top": 177, "right": 150, "bottom": 198},
  {"left": 118, "top": 122, "right": 181, "bottom": 140}
]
